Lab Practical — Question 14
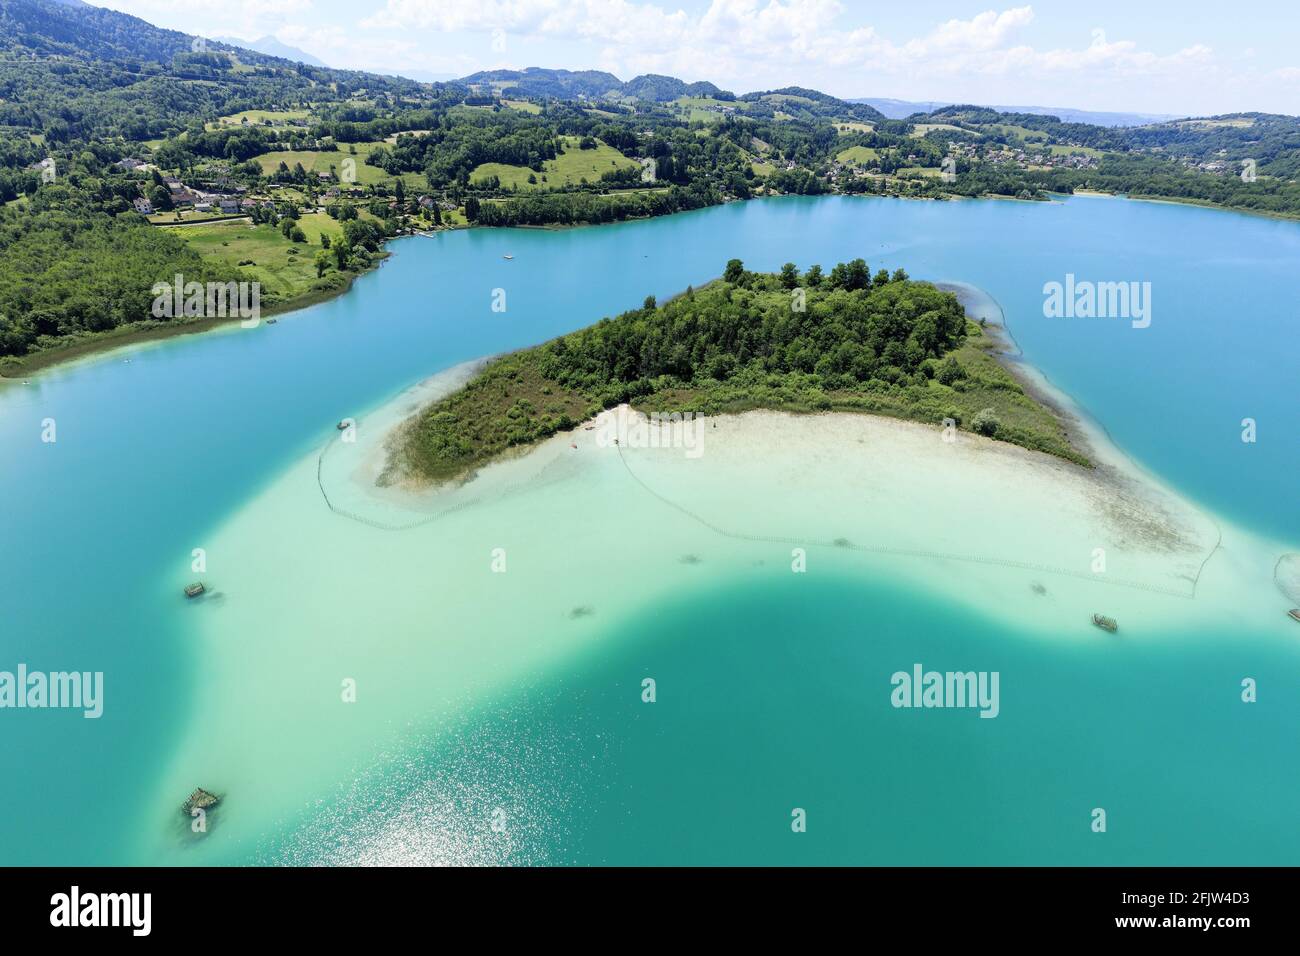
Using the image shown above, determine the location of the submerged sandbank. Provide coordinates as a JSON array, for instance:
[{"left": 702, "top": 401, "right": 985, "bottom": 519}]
[{"left": 143, "top": 380, "right": 1296, "bottom": 862}]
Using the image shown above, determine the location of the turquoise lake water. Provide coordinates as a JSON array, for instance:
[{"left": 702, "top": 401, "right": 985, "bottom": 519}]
[
  {"left": 264, "top": 573, "right": 1298, "bottom": 866},
  {"left": 0, "top": 194, "right": 1297, "bottom": 865}
]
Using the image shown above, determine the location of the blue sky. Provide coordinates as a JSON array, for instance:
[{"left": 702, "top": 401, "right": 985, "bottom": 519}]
[{"left": 92, "top": 1, "right": 1300, "bottom": 116}]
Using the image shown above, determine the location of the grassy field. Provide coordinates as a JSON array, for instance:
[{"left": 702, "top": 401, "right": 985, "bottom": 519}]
[
  {"left": 835, "top": 145, "right": 879, "bottom": 166},
  {"left": 684, "top": 108, "right": 726, "bottom": 123},
  {"left": 471, "top": 135, "right": 638, "bottom": 189},
  {"left": 670, "top": 96, "right": 747, "bottom": 123},
  {"left": 252, "top": 142, "right": 427, "bottom": 190},
  {"left": 675, "top": 96, "right": 746, "bottom": 110},
  {"left": 501, "top": 99, "right": 542, "bottom": 114},
  {"left": 148, "top": 210, "right": 247, "bottom": 225},
  {"left": 1175, "top": 117, "right": 1254, "bottom": 129},
  {"left": 172, "top": 219, "right": 335, "bottom": 300},
  {"left": 1047, "top": 143, "right": 1104, "bottom": 158},
  {"left": 207, "top": 108, "right": 312, "bottom": 130},
  {"left": 910, "top": 123, "right": 974, "bottom": 138},
  {"left": 756, "top": 93, "right": 817, "bottom": 107},
  {"left": 983, "top": 123, "right": 1048, "bottom": 142},
  {"left": 835, "top": 122, "right": 875, "bottom": 135}
]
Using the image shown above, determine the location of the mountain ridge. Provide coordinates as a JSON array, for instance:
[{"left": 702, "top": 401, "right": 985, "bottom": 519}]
[
  {"left": 853, "top": 96, "right": 1182, "bottom": 127},
  {"left": 212, "top": 35, "right": 328, "bottom": 68}
]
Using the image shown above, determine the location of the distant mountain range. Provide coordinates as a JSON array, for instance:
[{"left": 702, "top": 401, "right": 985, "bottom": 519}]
[
  {"left": 211, "top": 36, "right": 457, "bottom": 85},
  {"left": 459, "top": 67, "right": 733, "bottom": 103},
  {"left": 213, "top": 35, "right": 327, "bottom": 68},
  {"left": 455, "top": 70, "right": 1178, "bottom": 127},
  {"left": 854, "top": 97, "right": 1181, "bottom": 128},
  {"left": 456, "top": 68, "right": 886, "bottom": 123},
  {"left": 392, "top": 68, "right": 459, "bottom": 84}
]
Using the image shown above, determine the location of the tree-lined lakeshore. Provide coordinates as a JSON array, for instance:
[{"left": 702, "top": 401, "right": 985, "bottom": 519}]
[{"left": 388, "top": 260, "right": 1086, "bottom": 485}]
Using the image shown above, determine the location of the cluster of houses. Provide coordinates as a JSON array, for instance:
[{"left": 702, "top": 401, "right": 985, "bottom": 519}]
[
  {"left": 115, "top": 157, "right": 158, "bottom": 174},
  {"left": 416, "top": 194, "right": 458, "bottom": 213},
  {"left": 110, "top": 150, "right": 459, "bottom": 228},
  {"left": 220, "top": 114, "right": 310, "bottom": 129},
  {"left": 163, "top": 175, "right": 250, "bottom": 215},
  {"left": 126, "top": 170, "right": 256, "bottom": 218},
  {"left": 321, "top": 183, "right": 369, "bottom": 200},
  {"left": 949, "top": 140, "right": 1100, "bottom": 171}
]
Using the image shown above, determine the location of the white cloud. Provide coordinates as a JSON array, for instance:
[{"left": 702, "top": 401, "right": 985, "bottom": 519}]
[
  {"left": 358, "top": 1, "right": 1225, "bottom": 94},
  {"left": 85, "top": 1, "right": 1297, "bottom": 113},
  {"left": 904, "top": 7, "right": 1035, "bottom": 56},
  {"left": 273, "top": 24, "right": 478, "bottom": 75},
  {"left": 362, "top": 0, "right": 692, "bottom": 45}
]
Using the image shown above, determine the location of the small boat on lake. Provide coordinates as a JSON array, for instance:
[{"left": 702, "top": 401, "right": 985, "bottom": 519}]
[
  {"left": 503, "top": 254, "right": 514, "bottom": 260},
  {"left": 184, "top": 582, "right": 206, "bottom": 599},
  {"left": 1092, "top": 613, "right": 1118, "bottom": 633},
  {"left": 1289, "top": 609, "right": 1300, "bottom": 623},
  {"left": 336, "top": 420, "right": 351, "bottom": 430}
]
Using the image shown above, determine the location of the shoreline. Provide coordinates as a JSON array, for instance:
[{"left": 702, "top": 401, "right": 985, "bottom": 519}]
[
  {"left": 939, "top": 281, "right": 1098, "bottom": 466},
  {"left": 1057, "top": 187, "right": 1300, "bottom": 222},
  {"left": 0, "top": 249, "right": 392, "bottom": 379},
  {"left": 944, "top": 279, "right": 1206, "bottom": 505},
  {"left": 7, "top": 188, "right": 1297, "bottom": 380},
  {"left": 339, "top": 399, "right": 1254, "bottom": 610},
  {"left": 335, "top": 384, "right": 1295, "bottom": 631}
]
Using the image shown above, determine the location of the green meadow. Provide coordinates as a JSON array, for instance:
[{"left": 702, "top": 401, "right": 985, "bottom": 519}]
[
  {"left": 835, "top": 145, "right": 880, "bottom": 165},
  {"left": 471, "top": 136, "right": 638, "bottom": 189}
]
